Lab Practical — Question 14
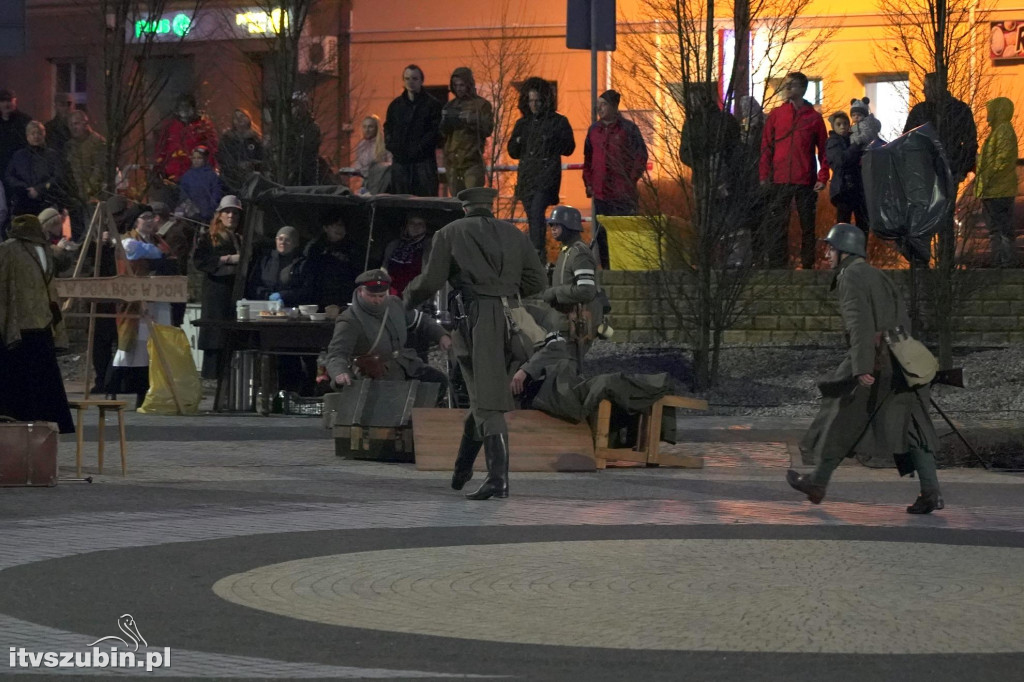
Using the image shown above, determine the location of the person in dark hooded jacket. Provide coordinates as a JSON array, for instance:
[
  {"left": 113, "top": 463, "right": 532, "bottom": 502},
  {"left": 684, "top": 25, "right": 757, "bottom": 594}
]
[
  {"left": 507, "top": 77, "right": 576, "bottom": 264},
  {"left": 441, "top": 67, "right": 494, "bottom": 196}
]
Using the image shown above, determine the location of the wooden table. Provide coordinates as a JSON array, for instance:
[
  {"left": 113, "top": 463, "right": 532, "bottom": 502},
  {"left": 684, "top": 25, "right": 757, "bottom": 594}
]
[{"left": 193, "top": 318, "right": 336, "bottom": 413}]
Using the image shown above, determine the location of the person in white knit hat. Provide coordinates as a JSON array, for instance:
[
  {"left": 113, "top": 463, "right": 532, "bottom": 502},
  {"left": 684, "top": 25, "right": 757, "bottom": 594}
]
[{"left": 849, "top": 97, "right": 884, "bottom": 149}]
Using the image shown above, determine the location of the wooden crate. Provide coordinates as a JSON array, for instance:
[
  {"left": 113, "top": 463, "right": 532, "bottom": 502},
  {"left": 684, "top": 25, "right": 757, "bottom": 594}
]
[
  {"left": 593, "top": 395, "right": 709, "bottom": 469},
  {"left": 413, "top": 408, "right": 596, "bottom": 472},
  {"left": 332, "top": 425, "right": 415, "bottom": 462}
]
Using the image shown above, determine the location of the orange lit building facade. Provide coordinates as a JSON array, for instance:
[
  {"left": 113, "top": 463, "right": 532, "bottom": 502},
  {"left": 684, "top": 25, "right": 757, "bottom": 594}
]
[
  {"left": 1, "top": 0, "right": 1021, "bottom": 214},
  {"left": 349, "top": 0, "right": 1024, "bottom": 214}
]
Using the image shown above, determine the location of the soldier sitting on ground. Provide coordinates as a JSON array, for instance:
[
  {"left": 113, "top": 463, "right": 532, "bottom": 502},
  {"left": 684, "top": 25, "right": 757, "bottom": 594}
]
[{"left": 326, "top": 269, "right": 451, "bottom": 390}]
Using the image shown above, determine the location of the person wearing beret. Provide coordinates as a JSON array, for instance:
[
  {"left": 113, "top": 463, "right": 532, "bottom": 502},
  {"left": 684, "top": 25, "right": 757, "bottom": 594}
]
[
  {"left": 325, "top": 268, "right": 451, "bottom": 390},
  {"left": 0, "top": 214, "right": 75, "bottom": 433}
]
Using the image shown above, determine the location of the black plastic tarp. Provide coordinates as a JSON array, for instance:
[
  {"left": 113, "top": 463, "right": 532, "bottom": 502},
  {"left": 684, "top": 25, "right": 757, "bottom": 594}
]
[
  {"left": 232, "top": 175, "right": 463, "bottom": 299},
  {"left": 240, "top": 174, "right": 463, "bottom": 269},
  {"left": 862, "top": 123, "right": 955, "bottom": 264}
]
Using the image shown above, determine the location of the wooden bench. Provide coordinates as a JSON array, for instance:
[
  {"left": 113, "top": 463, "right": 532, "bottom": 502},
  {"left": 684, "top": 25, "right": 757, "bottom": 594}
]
[
  {"left": 413, "top": 408, "right": 596, "bottom": 472},
  {"left": 67, "top": 399, "right": 128, "bottom": 477},
  {"left": 593, "top": 395, "right": 709, "bottom": 469}
]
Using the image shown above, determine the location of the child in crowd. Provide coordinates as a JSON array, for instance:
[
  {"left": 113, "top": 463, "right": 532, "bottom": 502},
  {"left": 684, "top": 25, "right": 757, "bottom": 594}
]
[
  {"left": 826, "top": 111, "right": 869, "bottom": 232},
  {"left": 850, "top": 97, "right": 884, "bottom": 149},
  {"left": 178, "top": 145, "right": 223, "bottom": 225}
]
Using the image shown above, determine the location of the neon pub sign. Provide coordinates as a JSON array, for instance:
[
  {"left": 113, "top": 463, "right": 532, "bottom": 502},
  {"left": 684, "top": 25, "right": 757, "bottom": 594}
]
[
  {"left": 130, "top": 7, "right": 287, "bottom": 41},
  {"left": 135, "top": 13, "right": 192, "bottom": 39}
]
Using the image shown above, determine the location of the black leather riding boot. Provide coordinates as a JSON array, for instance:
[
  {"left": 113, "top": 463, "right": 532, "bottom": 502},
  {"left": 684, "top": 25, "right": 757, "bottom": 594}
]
[
  {"left": 451, "top": 421, "right": 483, "bottom": 491},
  {"left": 466, "top": 433, "right": 509, "bottom": 500}
]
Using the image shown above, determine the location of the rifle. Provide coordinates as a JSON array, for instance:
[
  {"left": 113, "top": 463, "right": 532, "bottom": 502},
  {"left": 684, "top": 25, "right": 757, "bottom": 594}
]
[{"left": 924, "top": 367, "right": 988, "bottom": 469}]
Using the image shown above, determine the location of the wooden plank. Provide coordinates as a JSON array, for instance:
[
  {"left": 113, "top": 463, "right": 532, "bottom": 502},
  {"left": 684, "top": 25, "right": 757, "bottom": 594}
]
[
  {"left": 654, "top": 451, "right": 705, "bottom": 469},
  {"left": 413, "top": 408, "right": 595, "bottom": 472},
  {"left": 660, "top": 395, "right": 709, "bottom": 411},
  {"left": 55, "top": 275, "right": 189, "bottom": 302}
]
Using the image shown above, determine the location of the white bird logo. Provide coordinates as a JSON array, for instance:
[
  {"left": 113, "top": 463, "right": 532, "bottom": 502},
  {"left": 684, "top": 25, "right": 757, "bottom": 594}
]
[{"left": 88, "top": 614, "right": 148, "bottom": 652}]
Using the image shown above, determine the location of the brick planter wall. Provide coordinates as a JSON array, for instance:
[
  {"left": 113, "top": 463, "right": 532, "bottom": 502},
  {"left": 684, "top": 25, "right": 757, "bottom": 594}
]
[{"left": 601, "top": 269, "right": 1024, "bottom": 346}]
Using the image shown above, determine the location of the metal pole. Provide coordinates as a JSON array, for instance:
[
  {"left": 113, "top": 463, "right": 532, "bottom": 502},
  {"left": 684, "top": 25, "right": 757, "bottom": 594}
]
[
  {"left": 590, "top": 0, "right": 598, "bottom": 126},
  {"left": 590, "top": 0, "right": 600, "bottom": 262}
]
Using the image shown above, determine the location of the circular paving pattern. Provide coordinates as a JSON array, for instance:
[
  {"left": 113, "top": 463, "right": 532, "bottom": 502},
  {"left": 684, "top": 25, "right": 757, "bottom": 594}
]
[{"left": 214, "top": 539, "right": 1024, "bottom": 654}]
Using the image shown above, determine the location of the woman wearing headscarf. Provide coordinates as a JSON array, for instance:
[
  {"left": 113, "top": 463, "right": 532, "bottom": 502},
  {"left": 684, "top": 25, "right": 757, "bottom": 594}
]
[
  {"left": 193, "top": 195, "right": 243, "bottom": 379},
  {"left": 0, "top": 214, "right": 74, "bottom": 433},
  {"left": 246, "top": 225, "right": 313, "bottom": 306},
  {"left": 105, "top": 209, "right": 173, "bottom": 407}
]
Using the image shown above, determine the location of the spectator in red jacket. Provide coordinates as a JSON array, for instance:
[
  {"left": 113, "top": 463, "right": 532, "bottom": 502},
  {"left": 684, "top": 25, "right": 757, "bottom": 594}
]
[
  {"left": 153, "top": 94, "right": 218, "bottom": 190},
  {"left": 758, "top": 72, "right": 829, "bottom": 268},
  {"left": 583, "top": 89, "right": 649, "bottom": 269}
]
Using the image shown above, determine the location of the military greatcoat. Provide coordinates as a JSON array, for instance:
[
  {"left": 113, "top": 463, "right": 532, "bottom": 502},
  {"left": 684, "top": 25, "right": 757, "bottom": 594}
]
[
  {"left": 326, "top": 294, "right": 445, "bottom": 385},
  {"left": 405, "top": 207, "right": 547, "bottom": 413},
  {"left": 800, "top": 256, "right": 938, "bottom": 465},
  {"left": 544, "top": 238, "right": 603, "bottom": 341}
]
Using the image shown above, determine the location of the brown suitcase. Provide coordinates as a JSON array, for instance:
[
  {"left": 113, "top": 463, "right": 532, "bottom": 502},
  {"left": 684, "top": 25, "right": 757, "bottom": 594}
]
[{"left": 0, "top": 419, "right": 59, "bottom": 487}]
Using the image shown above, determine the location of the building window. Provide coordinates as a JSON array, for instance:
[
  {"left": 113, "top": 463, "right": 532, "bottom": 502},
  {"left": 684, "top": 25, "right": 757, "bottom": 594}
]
[
  {"left": 55, "top": 61, "right": 88, "bottom": 110},
  {"left": 864, "top": 77, "right": 909, "bottom": 144}
]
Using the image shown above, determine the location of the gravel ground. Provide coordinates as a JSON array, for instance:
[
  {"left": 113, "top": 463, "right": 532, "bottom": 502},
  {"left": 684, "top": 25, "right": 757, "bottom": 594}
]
[{"left": 585, "top": 341, "right": 1024, "bottom": 421}]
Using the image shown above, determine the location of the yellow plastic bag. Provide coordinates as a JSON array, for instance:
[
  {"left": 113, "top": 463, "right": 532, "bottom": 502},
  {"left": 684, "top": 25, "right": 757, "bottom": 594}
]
[{"left": 138, "top": 324, "right": 202, "bottom": 414}]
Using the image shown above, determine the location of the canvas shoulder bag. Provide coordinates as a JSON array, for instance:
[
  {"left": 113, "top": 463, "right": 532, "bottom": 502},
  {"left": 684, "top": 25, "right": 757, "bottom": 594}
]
[{"left": 878, "top": 274, "right": 937, "bottom": 387}]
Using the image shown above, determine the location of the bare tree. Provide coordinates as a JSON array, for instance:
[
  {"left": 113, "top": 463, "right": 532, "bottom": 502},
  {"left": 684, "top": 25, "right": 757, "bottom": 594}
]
[
  {"left": 618, "top": 0, "right": 834, "bottom": 390},
  {"left": 877, "top": 0, "right": 993, "bottom": 367},
  {"left": 98, "top": 0, "right": 205, "bottom": 196},
  {"left": 470, "top": 0, "right": 540, "bottom": 218}
]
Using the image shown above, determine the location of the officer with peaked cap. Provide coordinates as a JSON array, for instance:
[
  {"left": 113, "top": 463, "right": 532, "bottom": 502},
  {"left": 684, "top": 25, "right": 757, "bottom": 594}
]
[
  {"left": 326, "top": 268, "right": 451, "bottom": 389},
  {"left": 405, "top": 186, "right": 547, "bottom": 500},
  {"left": 787, "top": 224, "right": 943, "bottom": 514},
  {"left": 541, "top": 205, "right": 605, "bottom": 357}
]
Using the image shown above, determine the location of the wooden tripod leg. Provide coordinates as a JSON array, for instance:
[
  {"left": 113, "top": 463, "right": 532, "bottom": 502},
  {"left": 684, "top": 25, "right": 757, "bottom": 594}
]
[{"left": 82, "top": 301, "right": 97, "bottom": 399}]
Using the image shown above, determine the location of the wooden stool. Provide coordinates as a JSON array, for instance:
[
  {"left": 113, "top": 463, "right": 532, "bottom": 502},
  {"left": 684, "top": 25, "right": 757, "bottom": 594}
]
[
  {"left": 67, "top": 399, "right": 128, "bottom": 477},
  {"left": 593, "top": 395, "right": 709, "bottom": 469}
]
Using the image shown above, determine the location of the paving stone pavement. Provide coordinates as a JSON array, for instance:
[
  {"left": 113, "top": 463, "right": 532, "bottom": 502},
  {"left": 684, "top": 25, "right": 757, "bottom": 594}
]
[{"left": 1, "top": 410, "right": 1023, "bottom": 681}]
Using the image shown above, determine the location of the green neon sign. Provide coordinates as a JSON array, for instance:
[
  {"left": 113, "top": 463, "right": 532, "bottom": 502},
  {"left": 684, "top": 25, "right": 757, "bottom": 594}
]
[{"left": 135, "top": 13, "right": 192, "bottom": 39}]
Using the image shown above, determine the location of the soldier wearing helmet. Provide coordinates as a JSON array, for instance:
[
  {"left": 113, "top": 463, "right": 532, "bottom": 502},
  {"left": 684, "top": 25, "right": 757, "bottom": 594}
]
[
  {"left": 787, "top": 224, "right": 943, "bottom": 514},
  {"left": 540, "top": 205, "right": 605, "bottom": 355}
]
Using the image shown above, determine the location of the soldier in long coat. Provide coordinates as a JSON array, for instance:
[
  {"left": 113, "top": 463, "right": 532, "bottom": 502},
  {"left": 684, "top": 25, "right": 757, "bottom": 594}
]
[
  {"left": 405, "top": 187, "right": 547, "bottom": 500},
  {"left": 540, "top": 205, "right": 604, "bottom": 358},
  {"left": 787, "top": 224, "right": 942, "bottom": 514},
  {"left": 327, "top": 269, "right": 450, "bottom": 387}
]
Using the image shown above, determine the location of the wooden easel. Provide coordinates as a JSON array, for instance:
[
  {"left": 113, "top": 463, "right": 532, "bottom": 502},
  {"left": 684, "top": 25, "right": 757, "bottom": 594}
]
[{"left": 57, "top": 203, "right": 187, "bottom": 413}]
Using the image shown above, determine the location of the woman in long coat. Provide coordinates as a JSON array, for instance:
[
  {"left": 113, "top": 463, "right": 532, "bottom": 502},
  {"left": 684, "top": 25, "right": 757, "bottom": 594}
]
[
  {"left": 0, "top": 214, "right": 74, "bottom": 432},
  {"left": 192, "top": 195, "right": 243, "bottom": 379}
]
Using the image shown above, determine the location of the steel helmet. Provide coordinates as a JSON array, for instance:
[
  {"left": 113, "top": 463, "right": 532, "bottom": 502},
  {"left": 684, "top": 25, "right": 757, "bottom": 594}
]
[
  {"left": 546, "top": 205, "right": 583, "bottom": 232},
  {"left": 822, "top": 223, "right": 866, "bottom": 257}
]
